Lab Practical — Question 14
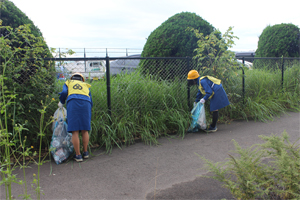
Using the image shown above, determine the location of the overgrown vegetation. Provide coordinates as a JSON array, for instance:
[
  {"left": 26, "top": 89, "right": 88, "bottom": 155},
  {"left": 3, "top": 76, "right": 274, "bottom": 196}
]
[
  {"left": 54, "top": 60, "right": 299, "bottom": 153},
  {"left": 197, "top": 131, "right": 300, "bottom": 199},
  {"left": 189, "top": 26, "right": 239, "bottom": 79},
  {"left": 0, "top": 23, "right": 54, "bottom": 199},
  {"left": 0, "top": 0, "right": 55, "bottom": 148},
  {"left": 189, "top": 28, "right": 299, "bottom": 199}
]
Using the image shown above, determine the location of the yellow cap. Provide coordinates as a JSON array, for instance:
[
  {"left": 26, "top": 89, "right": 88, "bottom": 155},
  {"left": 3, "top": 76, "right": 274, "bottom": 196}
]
[{"left": 187, "top": 70, "right": 200, "bottom": 80}]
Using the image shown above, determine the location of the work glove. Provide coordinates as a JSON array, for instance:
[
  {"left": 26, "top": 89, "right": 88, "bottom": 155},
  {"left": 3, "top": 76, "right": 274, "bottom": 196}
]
[
  {"left": 58, "top": 101, "right": 63, "bottom": 108},
  {"left": 193, "top": 102, "right": 197, "bottom": 107},
  {"left": 200, "top": 98, "right": 205, "bottom": 104}
]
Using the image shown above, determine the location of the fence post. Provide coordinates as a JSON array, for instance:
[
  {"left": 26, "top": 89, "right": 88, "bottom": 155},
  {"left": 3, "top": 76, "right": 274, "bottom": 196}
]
[
  {"left": 281, "top": 57, "right": 284, "bottom": 91},
  {"left": 187, "top": 57, "right": 191, "bottom": 109},
  {"left": 242, "top": 57, "right": 245, "bottom": 105},
  {"left": 84, "top": 48, "right": 86, "bottom": 73},
  {"left": 106, "top": 56, "right": 112, "bottom": 124},
  {"left": 59, "top": 48, "right": 61, "bottom": 66}
]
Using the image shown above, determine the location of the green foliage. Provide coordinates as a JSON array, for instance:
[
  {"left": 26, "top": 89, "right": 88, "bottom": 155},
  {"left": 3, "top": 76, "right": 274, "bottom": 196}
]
[
  {"left": 1, "top": 44, "right": 54, "bottom": 200},
  {"left": 0, "top": 22, "right": 55, "bottom": 148},
  {"left": 0, "top": 0, "right": 43, "bottom": 37},
  {"left": 1, "top": 0, "right": 54, "bottom": 144},
  {"left": 142, "top": 12, "right": 217, "bottom": 57},
  {"left": 140, "top": 12, "right": 219, "bottom": 79},
  {"left": 0, "top": 22, "right": 55, "bottom": 199},
  {"left": 190, "top": 26, "right": 240, "bottom": 81},
  {"left": 0, "top": 0, "right": 50, "bottom": 60},
  {"left": 197, "top": 131, "right": 300, "bottom": 199},
  {"left": 256, "top": 23, "right": 300, "bottom": 58}
]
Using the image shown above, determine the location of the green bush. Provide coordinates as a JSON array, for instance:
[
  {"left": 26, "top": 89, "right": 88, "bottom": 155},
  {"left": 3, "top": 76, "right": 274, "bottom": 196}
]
[
  {"left": 255, "top": 23, "right": 300, "bottom": 58},
  {"left": 142, "top": 12, "right": 217, "bottom": 57},
  {"left": 141, "top": 12, "right": 219, "bottom": 80},
  {"left": 1, "top": 0, "right": 43, "bottom": 37},
  {"left": 197, "top": 131, "right": 300, "bottom": 199},
  {"left": 0, "top": 23, "right": 55, "bottom": 148},
  {"left": 1, "top": 1, "right": 54, "bottom": 148}
]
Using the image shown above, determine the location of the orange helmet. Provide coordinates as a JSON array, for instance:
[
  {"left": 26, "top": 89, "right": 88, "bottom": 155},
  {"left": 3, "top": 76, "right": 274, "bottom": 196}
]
[
  {"left": 71, "top": 72, "right": 85, "bottom": 82},
  {"left": 187, "top": 70, "right": 200, "bottom": 80}
]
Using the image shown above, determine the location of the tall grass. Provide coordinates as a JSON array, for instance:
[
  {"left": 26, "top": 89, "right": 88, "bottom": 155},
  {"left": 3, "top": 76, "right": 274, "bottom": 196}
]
[
  {"left": 45, "top": 63, "right": 300, "bottom": 153},
  {"left": 87, "top": 71, "right": 190, "bottom": 152},
  {"left": 222, "top": 64, "right": 300, "bottom": 122},
  {"left": 61, "top": 63, "right": 300, "bottom": 152},
  {"left": 2, "top": 60, "right": 299, "bottom": 164}
]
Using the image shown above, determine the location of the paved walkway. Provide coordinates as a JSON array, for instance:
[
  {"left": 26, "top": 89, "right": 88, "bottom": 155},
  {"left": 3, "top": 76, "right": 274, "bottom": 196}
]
[{"left": 1, "top": 112, "right": 299, "bottom": 200}]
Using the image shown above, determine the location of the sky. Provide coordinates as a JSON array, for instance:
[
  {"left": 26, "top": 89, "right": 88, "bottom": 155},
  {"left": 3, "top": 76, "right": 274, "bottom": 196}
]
[{"left": 7, "top": 0, "right": 300, "bottom": 56}]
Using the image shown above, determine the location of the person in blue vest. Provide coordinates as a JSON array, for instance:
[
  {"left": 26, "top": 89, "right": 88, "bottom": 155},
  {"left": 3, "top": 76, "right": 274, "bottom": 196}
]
[
  {"left": 187, "top": 70, "right": 229, "bottom": 132},
  {"left": 58, "top": 73, "right": 93, "bottom": 162}
]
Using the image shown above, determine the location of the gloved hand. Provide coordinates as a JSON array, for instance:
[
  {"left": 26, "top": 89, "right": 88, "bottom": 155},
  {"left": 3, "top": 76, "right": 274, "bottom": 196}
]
[
  {"left": 200, "top": 98, "right": 205, "bottom": 104},
  {"left": 58, "top": 101, "right": 63, "bottom": 108},
  {"left": 193, "top": 102, "right": 197, "bottom": 107}
]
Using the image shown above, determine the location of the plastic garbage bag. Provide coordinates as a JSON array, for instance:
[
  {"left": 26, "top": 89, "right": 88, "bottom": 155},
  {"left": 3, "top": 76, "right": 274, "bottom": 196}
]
[
  {"left": 50, "top": 107, "right": 74, "bottom": 164},
  {"left": 52, "top": 107, "right": 67, "bottom": 131},
  {"left": 188, "top": 102, "right": 207, "bottom": 132}
]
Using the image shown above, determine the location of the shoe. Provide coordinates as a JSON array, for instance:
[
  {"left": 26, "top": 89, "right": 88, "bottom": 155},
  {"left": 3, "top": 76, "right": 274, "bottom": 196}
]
[
  {"left": 73, "top": 154, "right": 83, "bottom": 162},
  {"left": 206, "top": 126, "right": 218, "bottom": 133},
  {"left": 82, "top": 151, "right": 89, "bottom": 159}
]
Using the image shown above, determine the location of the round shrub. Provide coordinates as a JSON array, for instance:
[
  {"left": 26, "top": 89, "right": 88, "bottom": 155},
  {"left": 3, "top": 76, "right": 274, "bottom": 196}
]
[
  {"left": 256, "top": 23, "right": 300, "bottom": 58},
  {"left": 142, "top": 12, "right": 217, "bottom": 57},
  {"left": 140, "top": 12, "right": 219, "bottom": 80},
  {"left": 1, "top": 0, "right": 43, "bottom": 37}
]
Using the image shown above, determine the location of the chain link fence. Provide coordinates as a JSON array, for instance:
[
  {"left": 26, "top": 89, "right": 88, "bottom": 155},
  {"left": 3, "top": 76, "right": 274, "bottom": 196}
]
[
  {"left": 51, "top": 57, "right": 195, "bottom": 119},
  {"left": 51, "top": 56, "right": 300, "bottom": 115},
  {"left": 2, "top": 55, "right": 299, "bottom": 143}
]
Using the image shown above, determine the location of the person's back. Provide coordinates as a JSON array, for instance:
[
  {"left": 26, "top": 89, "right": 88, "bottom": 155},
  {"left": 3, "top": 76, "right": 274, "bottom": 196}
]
[{"left": 58, "top": 73, "right": 93, "bottom": 162}]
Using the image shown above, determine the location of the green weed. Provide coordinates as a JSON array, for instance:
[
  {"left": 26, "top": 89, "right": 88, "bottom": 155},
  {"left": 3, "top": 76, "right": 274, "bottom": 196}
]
[
  {"left": 197, "top": 131, "right": 300, "bottom": 199},
  {"left": 0, "top": 23, "right": 54, "bottom": 200}
]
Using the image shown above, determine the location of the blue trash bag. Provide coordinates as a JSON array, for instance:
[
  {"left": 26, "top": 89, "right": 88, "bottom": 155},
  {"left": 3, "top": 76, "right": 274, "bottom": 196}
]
[
  {"left": 50, "top": 108, "right": 74, "bottom": 164},
  {"left": 188, "top": 102, "right": 207, "bottom": 133}
]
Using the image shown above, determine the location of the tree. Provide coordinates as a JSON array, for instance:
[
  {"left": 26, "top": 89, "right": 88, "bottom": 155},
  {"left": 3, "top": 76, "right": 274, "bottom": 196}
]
[
  {"left": 141, "top": 12, "right": 218, "bottom": 58},
  {"left": 190, "top": 26, "right": 239, "bottom": 79},
  {"left": 255, "top": 23, "right": 300, "bottom": 57},
  {"left": 1, "top": 1, "right": 55, "bottom": 146},
  {"left": 0, "top": 0, "right": 43, "bottom": 37},
  {"left": 140, "top": 12, "right": 220, "bottom": 80},
  {"left": 1, "top": 0, "right": 53, "bottom": 84}
]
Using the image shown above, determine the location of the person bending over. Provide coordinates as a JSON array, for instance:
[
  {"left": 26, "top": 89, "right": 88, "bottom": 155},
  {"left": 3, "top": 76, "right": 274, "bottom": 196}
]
[{"left": 187, "top": 70, "right": 229, "bottom": 132}]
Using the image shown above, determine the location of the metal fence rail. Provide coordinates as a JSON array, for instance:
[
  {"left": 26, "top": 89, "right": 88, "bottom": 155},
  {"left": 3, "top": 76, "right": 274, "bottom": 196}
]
[{"left": 54, "top": 48, "right": 142, "bottom": 58}]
